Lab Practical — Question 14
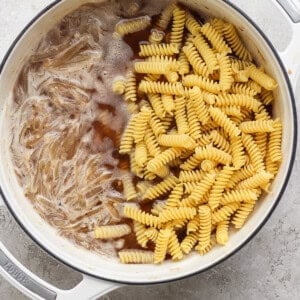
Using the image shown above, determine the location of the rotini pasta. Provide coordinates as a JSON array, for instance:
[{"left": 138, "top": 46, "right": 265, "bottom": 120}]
[
  {"left": 158, "top": 134, "right": 196, "bottom": 150},
  {"left": 186, "top": 100, "right": 202, "bottom": 140},
  {"left": 124, "top": 206, "right": 161, "bottom": 228},
  {"left": 115, "top": 16, "right": 151, "bottom": 36},
  {"left": 159, "top": 207, "right": 197, "bottom": 222},
  {"left": 174, "top": 96, "right": 189, "bottom": 134},
  {"left": 123, "top": 175, "right": 138, "bottom": 201},
  {"left": 268, "top": 119, "right": 282, "bottom": 162},
  {"left": 139, "top": 43, "right": 179, "bottom": 57},
  {"left": 154, "top": 228, "right": 171, "bottom": 263},
  {"left": 119, "top": 250, "right": 154, "bottom": 264},
  {"left": 240, "top": 120, "right": 275, "bottom": 133},
  {"left": 139, "top": 80, "right": 184, "bottom": 95},
  {"left": 189, "top": 86, "right": 210, "bottom": 125},
  {"left": 168, "top": 229, "right": 184, "bottom": 260},
  {"left": 134, "top": 61, "right": 172, "bottom": 74},
  {"left": 183, "top": 74, "right": 220, "bottom": 94},
  {"left": 94, "top": 224, "right": 131, "bottom": 239},
  {"left": 166, "top": 184, "right": 184, "bottom": 207},
  {"left": 248, "top": 65, "right": 278, "bottom": 91},
  {"left": 185, "top": 11, "right": 202, "bottom": 35},
  {"left": 148, "top": 94, "right": 166, "bottom": 119},
  {"left": 197, "top": 205, "right": 212, "bottom": 250},
  {"left": 161, "top": 94, "right": 175, "bottom": 115},
  {"left": 216, "top": 219, "right": 229, "bottom": 245},
  {"left": 170, "top": 7, "right": 186, "bottom": 46}
]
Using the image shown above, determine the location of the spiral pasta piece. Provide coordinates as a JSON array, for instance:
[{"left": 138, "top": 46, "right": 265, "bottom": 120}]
[
  {"left": 174, "top": 96, "right": 189, "bottom": 134},
  {"left": 220, "top": 189, "right": 258, "bottom": 205},
  {"left": 186, "top": 215, "right": 200, "bottom": 234},
  {"left": 216, "top": 219, "right": 229, "bottom": 245},
  {"left": 166, "top": 184, "right": 184, "bottom": 208},
  {"left": 147, "top": 148, "right": 183, "bottom": 174},
  {"left": 183, "top": 74, "right": 220, "bottom": 94},
  {"left": 222, "top": 23, "right": 252, "bottom": 61},
  {"left": 135, "top": 61, "right": 172, "bottom": 75},
  {"left": 185, "top": 11, "right": 202, "bottom": 35},
  {"left": 230, "top": 136, "right": 246, "bottom": 169},
  {"left": 159, "top": 207, "right": 197, "bottom": 222},
  {"left": 195, "top": 242, "right": 212, "bottom": 255},
  {"left": 158, "top": 134, "right": 196, "bottom": 150},
  {"left": 156, "top": 2, "right": 177, "bottom": 30},
  {"left": 136, "top": 181, "right": 152, "bottom": 197},
  {"left": 139, "top": 43, "right": 179, "bottom": 57},
  {"left": 201, "top": 160, "right": 217, "bottom": 171},
  {"left": 181, "top": 172, "right": 216, "bottom": 207},
  {"left": 260, "top": 89, "right": 274, "bottom": 105},
  {"left": 182, "top": 44, "right": 210, "bottom": 77},
  {"left": 124, "top": 206, "right": 161, "bottom": 228},
  {"left": 126, "top": 101, "right": 139, "bottom": 114},
  {"left": 212, "top": 202, "right": 240, "bottom": 223},
  {"left": 144, "top": 227, "right": 159, "bottom": 242},
  {"left": 119, "top": 250, "right": 154, "bottom": 264},
  {"left": 134, "top": 221, "right": 148, "bottom": 248},
  {"left": 208, "top": 166, "right": 235, "bottom": 210},
  {"left": 241, "top": 133, "right": 265, "bottom": 172},
  {"left": 209, "top": 18, "right": 225, "bottom": 36},
  {"left": 201, "top": 23, "right": 231, "bottom": 54},
  {"left": 192, "top": 35, "right": 219, "bottom": 72},
  {"left": 154, "top": 228, "right": 171, "bottom": 263},
  {"left": 149, "top": 110, "right": 166, "bottom": 137},
  {"left": 144, "top": 129, "right": 161, "bottom": 157},
  {"left": 112, "top": 78, "right": 126, "bottom": 95},
  {"left": 130, "top": 151, "right": 144, "bottom": 178},
  {"left": 94, "top": 224, "right": 131, "bottom": 239},
  {"left": 231, "top": 82, "right": 257, "bottom": 97},
  {"left": 240, "top": 120, "right": 275, "bottom": 133},
  {"left": 178, "top": 51, "right": 190, "bottom": 75},
  {"left": 189, "top": 86, "right": 210, "bottom": 125},
  {"left": 119, "top": 114, "right": 138, "bottom": 154},
  {"left": 123, "top": 175, "right": 138, "bottom": 201},
  {"left": 232, "top": 199, "right": 256, "bottom": 228},
  {"left": 115, "top": 16, "right": 151, "bottom": 36},
  {"left": 170, "top": 7, "right": 186, "bottom": 46},
  {"left": 186, "top": 101, "right": 202, "bottom": 141},
  {"left": 198, "top": 205, "right": 212, "bottom": 250},
  {"left": 180, "top": 152, "right": 202, "bottom": 171},
  {"left": 139, "top": 80, "right": 184, "bottom": 96},
  {"left": 161, "top": 94, "right": 175, "bottom": 115},
  {"left": 168, "top": 229, "right": 184, "bottom": 260},
  {"left": 124, "top": 71, "right": 137, "bottom": 102},
  {"left": 135, "top": 141, "right": 148, "bottom": 167},
  {"left": 209, "top": 107, "right": 241, "bottom": 138},
  {"left": 179, "top": 169, "right": 206, "bottom": 183},
  {"left": 146, "top": 56, "right": 180, "bottom": 72},
  {"left": 268, "top": 119, "right": 282, "bottom": 162},
  {"left": 226, "top": 164, "right": 256, "bottom": 189},
  {"left": 148, "top": 94, "right": 166, "bottom": 119},
  {"left": 195, "top": 144, "right": 232, "bottom": 165},
  {"left": 149, "top": 29, "right": 165, "bottom": 44},
  {"left": 215, "top": 93, "right": 262, "bottom": 112},
  {"left": 218, "top": 53, "right": 234, "bottom": 91},
  {"left": 210, "top": 130, "right": 231, "bottom": 153},
  {"left": 143, "top": 175, "right": 179, "bottom": 200},
  {"left": 236, "top": 170, "right": 274, "bottom": 190},
  {"left": 133, "top": 107, "right": 151, "bottom": 143},
  {"left": 165, "top": 71, "right": 179, "bottom": 83},
  {"left": 181, "top": 232, "right": 198, "bottom": 254},
  {"left": 248, "top": 65, "right": 278, "bottom": 90}
]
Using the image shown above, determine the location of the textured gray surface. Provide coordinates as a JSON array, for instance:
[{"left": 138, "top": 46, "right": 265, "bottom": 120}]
[{"left": 0, "top": 0, "right": 300, "bottom": 299}]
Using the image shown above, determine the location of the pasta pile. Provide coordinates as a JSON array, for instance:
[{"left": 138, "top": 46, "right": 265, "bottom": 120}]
[{"left": 106, "top": 3, "right": 282, "bottom": 264}]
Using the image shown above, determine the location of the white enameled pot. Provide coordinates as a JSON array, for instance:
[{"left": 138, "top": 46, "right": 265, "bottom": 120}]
[{"left": 0, "top": 0, "right": 299, "bottom": 299}]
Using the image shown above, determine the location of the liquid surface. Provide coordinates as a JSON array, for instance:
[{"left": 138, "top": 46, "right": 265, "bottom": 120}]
[{"left": 10, "top": 0, "right": 169, "bottom": 256}]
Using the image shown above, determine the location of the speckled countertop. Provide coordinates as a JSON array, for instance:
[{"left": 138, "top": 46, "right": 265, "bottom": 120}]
[{"left": 0, "top": 0, "right": 300, "bottom": 299}]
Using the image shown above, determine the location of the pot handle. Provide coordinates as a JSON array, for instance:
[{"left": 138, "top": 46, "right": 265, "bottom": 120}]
[
  {"left": 275, "top": 0, "right": 300, "bottom": 89},
  {"left": 0, "top": 236, "right": 121, "bottom": 300}
]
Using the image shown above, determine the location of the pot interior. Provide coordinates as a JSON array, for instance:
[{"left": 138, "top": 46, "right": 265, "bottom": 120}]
[{"left": 0, "top": 0, "right": 295, "bottom": 283}]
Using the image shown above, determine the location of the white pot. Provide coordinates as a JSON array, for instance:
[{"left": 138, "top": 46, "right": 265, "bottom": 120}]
[{"left": 0, "top": 0, "right": 299, "bottom": 299}]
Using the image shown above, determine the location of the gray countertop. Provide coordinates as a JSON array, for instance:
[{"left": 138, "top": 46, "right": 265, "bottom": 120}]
[{"left": 1, "top": 0, "right": 300, "bottom": 299}]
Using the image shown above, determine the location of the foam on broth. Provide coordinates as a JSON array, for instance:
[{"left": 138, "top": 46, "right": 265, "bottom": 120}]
[{"left": 10, "top": 0, "right": 170, "bottom": 256}]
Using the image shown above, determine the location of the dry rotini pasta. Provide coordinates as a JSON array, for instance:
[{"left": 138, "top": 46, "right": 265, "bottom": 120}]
[
  {"left": 115, "top": 16, "right": 151, "bottom": 37},
  {"left": 113, "top": 3, "right": 281, "bottom": 264},
  {"left": 94, "top": 224, "right": 131, "bottom": 239}
]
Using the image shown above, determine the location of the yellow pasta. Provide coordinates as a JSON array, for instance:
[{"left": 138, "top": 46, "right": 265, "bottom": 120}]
[
  {"left": 201, "top": 160, "right": 217, "bottom": 171},
  {"left": 147, "top": 148, "right": 183, "bottom": 174},
  {"left": 119, "top": 250, "right": 154, "bottom": 264},
  {"left": 193, "top": 35, "right": 219, "bottom": 72},
  {"left": 165, "top": 71, "right": 179, "bottom": 83},
  {"left": 189, "top": 86, "right": 210, "bottom": 125},
  {"left": 139, "top": 80, "right": 184, "bottom": 95},
  {"left": 119, "top": 114, "right": 138, "bottom": 154},
  {"left": 231, "top": 82, "right": 257, "bottom": 97},
  {"left": 94, "top": 224, "right": 131, "bottom": 239},
  {"left": 209, "top": 106, "right": 241, "bottom": 137},
  {"left": 183, "top": 74, "right": 220, "bottom": 94},
  {"left": 124, "top": 206, "right": 161, "bottom": 228},
  {"left": 268, "top": 119, "right": 282, "bottom": 162},
  {"left": 195, "top": 144, "right": 232, "bottom": 165},
  {"left": 222, "top": 23, "right": 252, "bottom": 61},
  {"left": 148, "top": 94, "right": 166, "bottom": 119},
  {"left": 181, "top": 232, "right": 198, "bottom": 254},
  {"left": 159, "top": 207, "right": 197, "bottom": 222},
  {"left": 170, "top": 7, "right": 186, "bottom": 46},
  {"left": 232, "top": 199, "right": 256, "bottom": 228},
  {"left": 133, "top": 107, "right": 151, "bottom": 143},
  {"left": 216, "top": 219, "right": 229, "bottom": 245},
  {"left": 134, "top": 61, "right": 172, "bottom": 74},
  {"left": 149, "top": 29, "right": 165, "bottom": 44},
  {"left": 168, "top": 229, "right": 184, "bottom": 260},
  {"left": 135, "top": 141, "right": 147, "bottom": 167},
  {"left": 220, "top": 189, "right": 258, "bottom": 205},
  {"left": 112, "top": 78, "right": 126, "bottom": 95},
  {"left": 161, "top": 94, "right": 175, "bottom": 115},
  {"left": 182, "top": 44, "right": 210, "bottom": 77},
  {"left": 240, "top": 120, "right": 275, "bottom": 133},
  {"left": 149, "top": 110, "right": 166, "bottom": 137},
  {"left": 122, "top": 175, "right": 138, "bottom": 201},
  {"left": 186, "top": 215, "right": 200, "bottom": 234},
  {"left": 156, "top": 2, "right": 177, "bottom": 30},
  {"left": 115, "top": 16, "right": 151, "bottom": 36},
  {"left": 186, "top": 100, "right": 202, "bottom": 140},
  {"left": 158, "top": 134, "right": 196, "bottom": 150},
  {"left": 210, "top": 130, "right": 231, "bottom": 153},
  {"left": 174, "top": 96, "right": 189, "bottom": 134},
  {"left": 260, "top": 89, "right": 274, "bottom": 105},
  {"left": 134, "top": 221, "right": 148, "bottom": 248},
  {"left": 236, "top": 170, "right": 274, "bottom": 190},
  {"left": 178, "top": 51, "right": 190, "bottom": 75},
  {"left": 144, "top": 227, "right": 159, "bottom": 242},
  {"left": 130, "top": 151, "right": 144, "bottom": 178},
  {"left": 179, "top": 152, "right": 202, "bottom": 171},
  {"left": 139, "top": 43, "right": 179, "bottom": 57},
  {"left": 179, "top": 169, "right": 206, "bottom": 183},
  {"left": 197, "top": 205, "right": 212, "bottom": 250},
  {"left": 124, "top": 71, "right": 137, "bottom": 102},
  {"left": 248, "top": 65, "right": 278, "bottom": 90},
  {"left": 209, "top": 18, "right": 225, "bottom": 36},
  {"left": 144, "top": 129, "right": 161, "bottom": 157},
  {"left": 154, "top": 228, "right": 171, "bottom": 263},
  {"left": 218, "top": 53, "right": 234, "bottom": 91},
  {"left": 226, "top": 164, "right": 256, "bottom": 189},
  {"left": 212, "top": 202, "right": 241, "bottom": 223},
  {"left": 126, "top": 100, "right": 139, "bottom": 114},
  {"left": 146, "top": 55, "right": 180, "bottom": 72},
  {"left": 185, "top": 11, "right": 202, "bottom": 35},
  {"left": 230, "top": 136, "right": 246, "bottom": 169},
  {"left": 142, "top": 175, "right": 179, "bottom": 200},
  {"left": 166, "top": 184, "right": 184, "bottom": 207}
]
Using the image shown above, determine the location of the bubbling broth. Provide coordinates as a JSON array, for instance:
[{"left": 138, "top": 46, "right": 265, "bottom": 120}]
[{"left": 10, "top": 0, "right": 170, "bottom": 256}]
